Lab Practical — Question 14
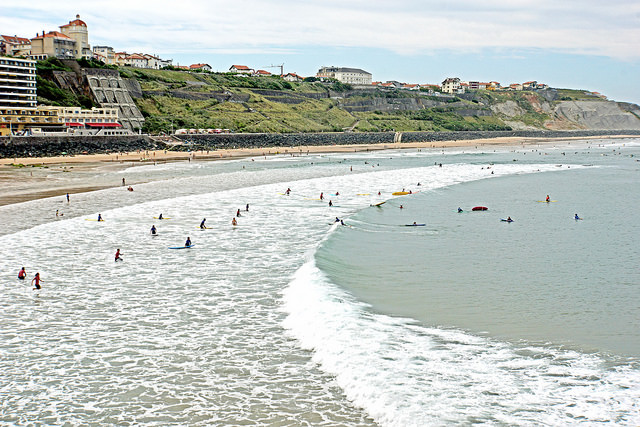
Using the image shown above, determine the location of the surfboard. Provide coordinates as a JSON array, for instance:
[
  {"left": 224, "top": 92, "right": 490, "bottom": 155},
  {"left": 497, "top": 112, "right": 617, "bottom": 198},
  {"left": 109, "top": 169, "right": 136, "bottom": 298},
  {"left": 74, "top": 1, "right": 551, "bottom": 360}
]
[
  {"left": 500, "top": 219, "right": 514, "bottom": 222},
  {"left": 328, "top": 205, "right": 341, "bottom": 208},
  {"left": 85, "top": 219, "right": 105, "bottom": 221},
  {"left": 536, "top": 200, "right": 557, "bottom": 203},
  {"left": 197, "top": 226, "right": 212, "bottom": 229},
  {"left": 153, "top": 217, "right": 171, "bottom": 219},
  {"left": 357, "top": 193, "right": 370, "bottom": 196},
  {"left": 373, "top": 201, "right": 385, "bottom": 207},
  {"left": 169, "top": 244, "right": 195, "bottom": 249},
  {"left": 472, "top": 206, "right": 488, "bottom": 211},
  {"left": 392, "top": 191, "right": 410, "bottom": 196},
  {"left": 405, "top": 224, "right": 426, "bottom": 226}
]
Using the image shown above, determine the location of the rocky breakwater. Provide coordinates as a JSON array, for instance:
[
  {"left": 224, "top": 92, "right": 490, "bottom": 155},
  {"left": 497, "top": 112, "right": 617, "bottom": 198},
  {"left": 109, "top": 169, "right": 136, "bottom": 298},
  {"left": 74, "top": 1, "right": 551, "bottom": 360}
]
[
  {"left": 0, "top": 135, "right": 165, "bottom": 158},
  {"left": 172, "top": 132, "right": 397, "bottom": 150}
]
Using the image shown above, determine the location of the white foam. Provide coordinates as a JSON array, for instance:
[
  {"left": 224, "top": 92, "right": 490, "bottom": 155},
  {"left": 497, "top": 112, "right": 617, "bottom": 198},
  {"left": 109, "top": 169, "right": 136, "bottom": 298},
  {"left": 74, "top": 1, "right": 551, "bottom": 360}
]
[{"left": 282, "top": 259, "right": 640, "bottom": 426}]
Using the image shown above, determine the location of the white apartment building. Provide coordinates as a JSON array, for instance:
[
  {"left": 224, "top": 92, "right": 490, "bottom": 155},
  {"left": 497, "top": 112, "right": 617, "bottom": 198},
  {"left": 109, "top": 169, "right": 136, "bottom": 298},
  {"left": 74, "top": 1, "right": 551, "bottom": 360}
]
[
  {"left": 316, "top": 66, "right": 372, "bottom": 85},
  {"left": 0, "top": 56, "right": 37, "bottom": 109},
  {"left": 441, "top": 77, "right": 463, "bottom": 94}
]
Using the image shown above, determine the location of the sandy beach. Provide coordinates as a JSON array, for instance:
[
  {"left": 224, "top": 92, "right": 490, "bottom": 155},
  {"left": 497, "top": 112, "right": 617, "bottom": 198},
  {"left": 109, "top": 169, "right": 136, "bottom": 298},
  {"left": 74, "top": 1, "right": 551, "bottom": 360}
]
[{"left": 0, "top": 134, "right": 635, "bottom": 206}]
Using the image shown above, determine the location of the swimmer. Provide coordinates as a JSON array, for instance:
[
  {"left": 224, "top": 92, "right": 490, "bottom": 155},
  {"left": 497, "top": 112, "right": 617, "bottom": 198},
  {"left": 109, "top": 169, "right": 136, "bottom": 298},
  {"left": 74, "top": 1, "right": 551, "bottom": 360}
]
[
  {"left": 335, "top": 217, "right": 340, "bottom": 222},
  {"left": 18, "top": 267, "right": 26, "bottom": 280},
  {"left": 329, "top": 200, "right": 333, "bottom": 207},
  {"left": 31, "top": 272, "right": 41, "bottom": 290},
  {"left": 115, "top": 249, "right": 123, "bottom": 262},
  {"left": 127, "top": 186, "right": 134, "bottom": 192},
  {"left": 232, "top": 218, "right": 237, "bottom": 226},
  {"left": 458, "top": 207, "right": 463, "bottom": 213},
  {"left": 341, "top": 220, "right": 346, "bottom": 226},
  {"left": 400, "top": 205, "right": 403, "bottom": 209},
  {"left": 574, "top": 213, "right": 581, "bottom": 220}
]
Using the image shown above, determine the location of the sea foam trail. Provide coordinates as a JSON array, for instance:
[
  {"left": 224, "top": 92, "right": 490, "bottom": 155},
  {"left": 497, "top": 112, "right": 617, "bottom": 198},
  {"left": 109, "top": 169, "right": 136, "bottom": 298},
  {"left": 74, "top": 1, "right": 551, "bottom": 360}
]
[{"left": 282, "top": 259, "right": 640, "bottom": 426}]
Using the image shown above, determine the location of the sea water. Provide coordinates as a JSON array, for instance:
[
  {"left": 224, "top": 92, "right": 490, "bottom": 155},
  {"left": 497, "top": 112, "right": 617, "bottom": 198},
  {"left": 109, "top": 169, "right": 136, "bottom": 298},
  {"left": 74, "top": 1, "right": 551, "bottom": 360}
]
[{"left": 0, "top": 139, "right": 638, "bottom": 425}]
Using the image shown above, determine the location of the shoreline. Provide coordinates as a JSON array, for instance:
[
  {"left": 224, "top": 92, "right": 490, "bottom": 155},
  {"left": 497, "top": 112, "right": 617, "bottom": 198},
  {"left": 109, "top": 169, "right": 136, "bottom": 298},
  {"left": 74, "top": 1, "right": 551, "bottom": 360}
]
[{"left": 0, "top": 134, "right": 636, "bottom": 206}]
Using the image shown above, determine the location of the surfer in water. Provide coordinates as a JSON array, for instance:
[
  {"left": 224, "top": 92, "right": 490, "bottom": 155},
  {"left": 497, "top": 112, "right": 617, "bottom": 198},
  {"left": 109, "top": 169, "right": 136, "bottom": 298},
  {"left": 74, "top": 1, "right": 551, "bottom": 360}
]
[
  {"left": 151, "top": 225, "right": 157, "bottom": 235},
  {"left": 575, "top": 213, "right": 581, "bottom": 220},
  {"left": 245, "top": 204, "right": 249, "bottom": 212},
  {"left": 232, "top": 218, "right": 237, "bottom": 226},
  {"left": 236, "top": 209, "right": 241, "bottom": 217},
  {"left": 97, "top": 214, "right": 103, "bottom": 222},
  {"left": 335, "top": 217, "right": 340, "bottom": 222},
  {"left": 329, "top": 200, "right": 333, "bottom": 207},
  {"left": 31, "top": 272, "right": 41, "bottom": 290},
  {"left": 185, "top": 237, "right": 192, "bottom": 247},
  {"left": 285, "top": 188, "right": 291, "bottom": 195},
  {"left": 18, "top": 267, "right": 26, "bottom": 280},
  {"left": 158, "top": 213, "right": 163, "bottom": 220},
  {"left": 507, "top": 216, "right": 513, "bottom": 222},
  {"left": 458, "top": 207, "right": 463, "bottom": 213},
  {"left": 115, "top": 249, "right": 123, "bottom": 262},
  {"left": 340, "top": 220, "right": 346, "bottom": 226},
  {"left": 200, "top": 218, "right": 206, "bottom": 229},
  {"left": 546, "top": 195, "right": 550, "bottom": 202},
  {"left": 320, "top": 192, "right": 324, "bottom": 200}
]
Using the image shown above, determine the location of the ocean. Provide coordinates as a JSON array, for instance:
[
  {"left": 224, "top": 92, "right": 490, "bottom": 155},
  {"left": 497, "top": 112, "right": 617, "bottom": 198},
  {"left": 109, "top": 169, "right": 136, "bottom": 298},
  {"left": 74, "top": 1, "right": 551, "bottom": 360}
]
[{"left": 1, "top": 138, "right": 638, "bottom": 425}]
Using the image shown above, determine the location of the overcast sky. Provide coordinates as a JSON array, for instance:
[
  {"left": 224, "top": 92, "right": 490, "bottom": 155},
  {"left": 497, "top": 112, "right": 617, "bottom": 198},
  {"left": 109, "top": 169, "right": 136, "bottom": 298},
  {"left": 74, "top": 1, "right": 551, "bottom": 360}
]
[{"left": 3, "top": 0, "right": 640, "bottom": 103}]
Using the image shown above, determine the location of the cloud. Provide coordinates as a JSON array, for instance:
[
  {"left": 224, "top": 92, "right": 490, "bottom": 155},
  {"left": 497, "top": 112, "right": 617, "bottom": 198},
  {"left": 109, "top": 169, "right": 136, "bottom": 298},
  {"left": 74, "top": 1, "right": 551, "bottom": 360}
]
[{"left": 2, "top": 0, "right": 639, "bottom": 59}]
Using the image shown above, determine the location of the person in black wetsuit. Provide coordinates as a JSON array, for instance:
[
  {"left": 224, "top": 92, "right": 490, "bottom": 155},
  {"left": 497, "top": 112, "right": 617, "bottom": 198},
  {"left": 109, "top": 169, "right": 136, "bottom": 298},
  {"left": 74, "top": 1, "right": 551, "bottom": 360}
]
[{"left": 185, "top": 237, "right": 192, "bottom": 247}]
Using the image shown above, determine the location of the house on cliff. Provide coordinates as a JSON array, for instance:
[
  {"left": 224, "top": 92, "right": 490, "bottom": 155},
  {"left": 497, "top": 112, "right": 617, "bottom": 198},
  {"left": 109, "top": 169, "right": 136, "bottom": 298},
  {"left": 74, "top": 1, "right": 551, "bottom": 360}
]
[{"left": 230, "top": 65, "right": 253, "bottom": 74}]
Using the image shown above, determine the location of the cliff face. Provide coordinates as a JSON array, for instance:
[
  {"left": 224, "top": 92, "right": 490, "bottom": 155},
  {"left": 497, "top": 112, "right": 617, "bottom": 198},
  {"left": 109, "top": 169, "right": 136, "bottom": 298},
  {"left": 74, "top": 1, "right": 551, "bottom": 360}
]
[
  {"left": 489, "top": 98, "right": 640, "bottom": 130},
  {"left": 552, "top": 101, "right": 640, "bottom": 130}
]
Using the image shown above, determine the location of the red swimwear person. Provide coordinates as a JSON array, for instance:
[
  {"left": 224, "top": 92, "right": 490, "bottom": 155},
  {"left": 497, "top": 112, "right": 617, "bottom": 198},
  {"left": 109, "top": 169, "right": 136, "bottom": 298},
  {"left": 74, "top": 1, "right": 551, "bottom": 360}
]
[
  {"left": 18, "top": 267, "right": 26, "bottom": 280},
  {"left": 115, "top": 249, "right": 123, "bottom": 262},
  {"left": 31, "top": 272, "right": 41, "bottom": 290}
]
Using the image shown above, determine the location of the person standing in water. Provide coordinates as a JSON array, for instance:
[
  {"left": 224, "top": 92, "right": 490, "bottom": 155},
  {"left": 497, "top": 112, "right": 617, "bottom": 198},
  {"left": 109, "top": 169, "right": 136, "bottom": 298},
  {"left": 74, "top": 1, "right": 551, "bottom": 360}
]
[
  {"left": 31, "top": 272, "right": 41, "bottom": 290},
  {"left": 329, "top": 200, "right": 333, "bottom": 207},
  {"left": 236, "top": 209, "right": 241, "bottom": 217},
  {"left": 320, "top": 192, "right": 324, "bottom": 200},
  {"left": 245, "top": 204, "right": 249, "bottom": 212},
  {"left": 98, "top": 214, "right": 103, "bottom": 221},
  {"left": 232, "top": 218, "right": 237, "bottom": 226},
  {"left": 115, "top": 249, "right": 123, "bottom": 262},
  {"left": 546, "top": 195, "right": 550, "bottom": 202},
  {"left": 200, "top": 218, "right": 206, "bottom": 229},
  {"left": 151, "top": 225, "right": 157, "bottom": 235},
  {"left": 158, "top": 213, "right": 163, "bottom": 220},
  {"left": 18, "top": 267, "right": 26, "bottom": 280},
  {"left": 66, "top": 193, "right": 70, "bottom": 202}
]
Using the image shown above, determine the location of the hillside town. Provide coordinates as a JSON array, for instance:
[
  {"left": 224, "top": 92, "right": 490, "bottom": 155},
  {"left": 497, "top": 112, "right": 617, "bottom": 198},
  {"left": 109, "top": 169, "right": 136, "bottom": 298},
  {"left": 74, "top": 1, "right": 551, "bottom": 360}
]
[{"left": 0, "top": 14, "right": 607, "bottom": 137}]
